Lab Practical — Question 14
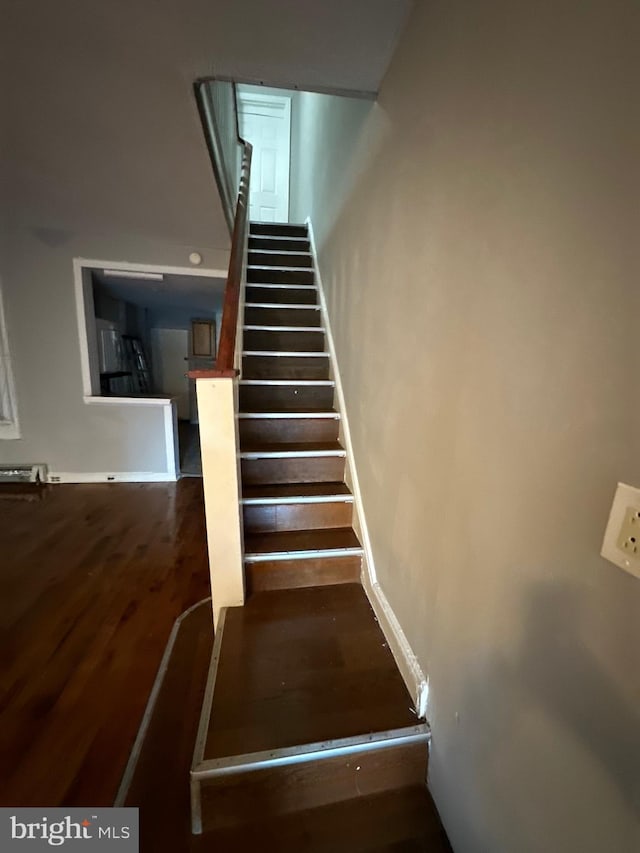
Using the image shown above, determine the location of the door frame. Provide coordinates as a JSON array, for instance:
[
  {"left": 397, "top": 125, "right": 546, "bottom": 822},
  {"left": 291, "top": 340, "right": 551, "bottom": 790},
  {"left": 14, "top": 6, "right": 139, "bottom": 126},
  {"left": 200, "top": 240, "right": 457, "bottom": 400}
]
[
  {"left": 73, "top": 257, "right": 225, "bottom": 483},
  {"left": 237, "top": 91, "right": 291, "bottom": 222}
]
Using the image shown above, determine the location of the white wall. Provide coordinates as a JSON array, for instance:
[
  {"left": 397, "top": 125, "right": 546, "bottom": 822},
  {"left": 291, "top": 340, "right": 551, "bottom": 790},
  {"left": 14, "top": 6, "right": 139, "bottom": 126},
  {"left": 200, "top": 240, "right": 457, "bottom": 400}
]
[
  {"left": 0, "top": 2, "right": 229, "bottom": 476},
  {"left": 290, "top": 2, "right": 640, "bottom": 851},
  {"left": 151, "top": 328, "right": 189, "bottom": 420},
  {"left": 290, "top": 91, "right": 373, "bottom": 235}
]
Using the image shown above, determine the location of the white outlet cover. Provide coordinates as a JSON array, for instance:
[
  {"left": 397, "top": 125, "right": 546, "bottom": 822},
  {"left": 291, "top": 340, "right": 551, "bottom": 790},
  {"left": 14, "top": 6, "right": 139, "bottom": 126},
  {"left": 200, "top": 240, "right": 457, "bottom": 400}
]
[{"left": 601, "top": 482, "right": 640, "bottom": 579}]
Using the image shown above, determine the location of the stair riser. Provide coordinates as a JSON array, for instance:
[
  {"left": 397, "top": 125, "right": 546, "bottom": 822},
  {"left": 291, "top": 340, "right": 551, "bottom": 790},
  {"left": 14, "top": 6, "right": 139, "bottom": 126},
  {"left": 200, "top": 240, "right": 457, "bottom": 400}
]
[
  {"left": 239, "top": 385, "right": 334, "bottom": 410},
  {"left": 241, "top": 456, "right": 345, "bottom": 485},
  {"left": 243, "top": 501, "right": 353, "bottom": 534},
  {"left": 246, "top": 285, "right": 318, "bottom": 305},
  {"left": 248, "top": 268, "right": 315, "bottom": 285},
  {"left": 247, "top": 554, "right": 361, "bottom": 592},
  {"left": 239, "top": 418, "right": 339, "bottom": 445},
  {"left": 243, "top": 330, "right": 325, "bottom": 352},
  {"left": 248, "top": 251, "right": 313, "bottom": 268},
  {"left": 250, "top": 223, "right": 308, "bottom": 238},
  {"left": 199, "top": 740, "right": 427, "bottom": 832},
  {"left": 244, "top": 307, "right": 322, "bottom": 327},
  {"left": 242, "top": 355, "right": 330, "bottom": 380},
  {"left": 249, "top": 237, "right": 311, "bottom": 252},
  {"left": 249, "top": 222, "right": 309, "bottom": 237}
]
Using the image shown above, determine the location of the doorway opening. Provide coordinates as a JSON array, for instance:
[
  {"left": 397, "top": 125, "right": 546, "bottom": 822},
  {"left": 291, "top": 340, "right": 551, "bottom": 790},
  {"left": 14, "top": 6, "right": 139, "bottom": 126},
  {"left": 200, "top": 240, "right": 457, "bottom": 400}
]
[
  {"left": 75, "top": 260, "right": 225, "bottom": 478},
  {"left": 237, "top": 86, "right": 292, "bottom": 222}
]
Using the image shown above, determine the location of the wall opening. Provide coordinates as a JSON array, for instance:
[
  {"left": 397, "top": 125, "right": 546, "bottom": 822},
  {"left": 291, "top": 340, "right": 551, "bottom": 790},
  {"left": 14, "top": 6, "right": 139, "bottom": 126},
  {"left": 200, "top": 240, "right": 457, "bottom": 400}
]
[
  {"left": 0, "top": 275, "right": 20, "bottom": 440},
  {"left": 74, "top": 258, "right": 225, "bottom": 478}
]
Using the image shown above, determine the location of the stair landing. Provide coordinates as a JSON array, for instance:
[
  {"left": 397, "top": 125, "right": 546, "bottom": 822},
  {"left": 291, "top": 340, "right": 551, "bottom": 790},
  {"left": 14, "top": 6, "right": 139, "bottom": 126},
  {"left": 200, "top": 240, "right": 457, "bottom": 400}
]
[
  {"left": 120, "top": 593, "right": 450, "bottom": 852},
  {"left": 205, "top": 584, "right": 417, "bottom": 758},
  {"left": 191, "top": 584, "right": 430, "bottom": 834}
]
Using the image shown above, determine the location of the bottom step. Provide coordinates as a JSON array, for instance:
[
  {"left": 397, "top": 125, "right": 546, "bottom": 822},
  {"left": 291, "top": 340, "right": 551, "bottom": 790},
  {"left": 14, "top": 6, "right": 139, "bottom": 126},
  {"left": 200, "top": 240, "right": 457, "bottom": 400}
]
[
  {"left": 195, "top": 786, "right": 453, "bottom": 852},
  {"left": 195, "top": 730, "right": 429, "bottom": 834},
  {"left": 191, "top": 585, "right": 425, "bottom": 834}
]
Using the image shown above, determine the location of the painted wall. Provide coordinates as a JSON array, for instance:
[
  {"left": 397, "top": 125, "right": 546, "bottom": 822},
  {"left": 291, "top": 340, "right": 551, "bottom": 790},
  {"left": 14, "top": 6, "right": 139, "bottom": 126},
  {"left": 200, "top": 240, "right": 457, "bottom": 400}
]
[
  {"left": 290, "top": 2, "right": 640, "bottom": 851},
  {"left": 289, "top": 91, "right": 373, "bottom": 238},
  {"left": 0, "top": 0, "right": 413, "bottom": 477},
  {"left": 150, "top": 328, "right": 189, "bottom": 419},
  {"left": 205, "top": 80, "right": 242, "bottom": 220},
  {"left": 0, "top": 2, "right": 229, "bottom": 477}
]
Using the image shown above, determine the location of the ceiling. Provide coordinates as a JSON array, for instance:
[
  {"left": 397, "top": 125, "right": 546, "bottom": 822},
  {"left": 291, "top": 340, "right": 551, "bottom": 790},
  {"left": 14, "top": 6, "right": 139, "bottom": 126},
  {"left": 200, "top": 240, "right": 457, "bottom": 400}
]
[
  {"left": 3, "top": 0, "right": 415, "bottom": 100},
  {"left": 93, "top": 270, "right": 225, "bottom": 314},
  {"left": 3, "top": 0, "right": 415, "bottom": 256},
  {"left": 194, "top": 0, "right": 415, "bottom": 94}
]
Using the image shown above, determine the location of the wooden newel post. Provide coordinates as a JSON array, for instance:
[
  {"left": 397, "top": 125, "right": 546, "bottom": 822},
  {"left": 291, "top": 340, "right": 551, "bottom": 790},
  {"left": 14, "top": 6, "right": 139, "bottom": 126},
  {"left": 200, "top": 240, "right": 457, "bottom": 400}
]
[{"left": 196, "top": 376, "right": 245, "bottom": 627}]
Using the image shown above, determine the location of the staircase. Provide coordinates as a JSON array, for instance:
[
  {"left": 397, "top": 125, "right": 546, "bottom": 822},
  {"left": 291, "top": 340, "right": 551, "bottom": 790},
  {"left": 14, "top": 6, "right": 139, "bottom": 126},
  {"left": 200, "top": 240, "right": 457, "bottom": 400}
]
[
  {"left": 241, "top": 221, "right": 363, "bottom": 592},
  {"left": 189, "top": 222, "right": 452, "bottom": 849}
]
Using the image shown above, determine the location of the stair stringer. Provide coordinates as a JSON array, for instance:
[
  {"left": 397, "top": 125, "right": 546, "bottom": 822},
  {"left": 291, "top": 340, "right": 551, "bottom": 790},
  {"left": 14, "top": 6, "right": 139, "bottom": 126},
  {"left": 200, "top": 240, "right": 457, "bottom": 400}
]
[{"left": 305, "top": 216, "right": 429, "bottom": 721}]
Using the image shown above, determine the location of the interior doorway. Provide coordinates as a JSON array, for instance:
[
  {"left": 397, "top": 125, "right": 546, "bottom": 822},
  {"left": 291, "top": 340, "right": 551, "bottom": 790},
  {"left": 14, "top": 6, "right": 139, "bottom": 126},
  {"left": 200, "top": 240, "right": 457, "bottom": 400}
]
[
  {"left": 237, "top": 90, "right": 291, "bottom": 222},
  {"left": 76, "top": 262, "right": 225, "bottom": 479}
]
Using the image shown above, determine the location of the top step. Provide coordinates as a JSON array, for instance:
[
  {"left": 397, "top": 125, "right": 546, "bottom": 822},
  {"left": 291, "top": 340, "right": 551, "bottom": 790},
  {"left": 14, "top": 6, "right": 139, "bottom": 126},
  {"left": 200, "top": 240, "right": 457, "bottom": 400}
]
[{"left": 250, "top": 222, "right": 308, "bottom": 238}]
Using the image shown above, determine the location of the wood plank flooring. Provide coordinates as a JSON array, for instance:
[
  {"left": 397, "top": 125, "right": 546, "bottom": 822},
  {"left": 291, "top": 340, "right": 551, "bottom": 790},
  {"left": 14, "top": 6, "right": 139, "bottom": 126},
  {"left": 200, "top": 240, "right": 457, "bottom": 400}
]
[
  {"left": 204, "top": 584, "right": 418, "bottom": 760},
  {"left": 123, "top": 599, "right": 213, "bottom": 851},
  {"left": 201, "top": 787, "right": 454, "bottom": 852},
  {"left": 0, "top": 480, "right": 453, "bottom": 850},
  {"left": 124, "top": 587, "right": 451, "bottom": 853},
  {"left": 244, "top": 527, "right": 361, "bottom": 555},
  {"left": 0, "top": 480, "right": 210, "bottom": 807},
  {"left": 242, "top": 482, "right": 352, "bottom": 499}
]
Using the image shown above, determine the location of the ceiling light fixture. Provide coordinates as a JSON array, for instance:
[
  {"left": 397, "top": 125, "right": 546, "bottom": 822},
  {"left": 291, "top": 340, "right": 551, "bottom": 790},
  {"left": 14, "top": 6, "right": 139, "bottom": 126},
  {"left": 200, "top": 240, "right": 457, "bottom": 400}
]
[{"left": 102, "top": 269, "right": 164, "bottom": 281}]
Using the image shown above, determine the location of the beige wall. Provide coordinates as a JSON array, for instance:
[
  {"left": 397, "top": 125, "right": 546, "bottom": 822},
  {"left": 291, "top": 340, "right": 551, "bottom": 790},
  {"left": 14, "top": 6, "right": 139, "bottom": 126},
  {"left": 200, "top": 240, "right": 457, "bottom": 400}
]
[
  {"left": 291, "top": 1, "right": 640, "bottom": 851},
  {"left": 0, "top": 1, "right": 230, "bottom": 475},
  {"left": 289, "top": 91, "right": 373, "bottom": 238}
]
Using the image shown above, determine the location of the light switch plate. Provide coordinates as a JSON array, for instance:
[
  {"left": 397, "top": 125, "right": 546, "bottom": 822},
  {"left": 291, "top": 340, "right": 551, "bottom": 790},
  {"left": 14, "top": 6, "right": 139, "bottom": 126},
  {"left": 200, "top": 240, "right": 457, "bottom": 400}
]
[{"left": 601, "top": 482, "right": 640, "bottom": 579}]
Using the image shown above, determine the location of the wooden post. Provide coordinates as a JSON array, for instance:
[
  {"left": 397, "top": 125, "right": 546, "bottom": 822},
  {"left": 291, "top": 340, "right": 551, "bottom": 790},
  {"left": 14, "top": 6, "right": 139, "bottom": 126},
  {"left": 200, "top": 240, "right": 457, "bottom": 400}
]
[{"left": 196, "top": 376, "right": 245, "bottom": 627}]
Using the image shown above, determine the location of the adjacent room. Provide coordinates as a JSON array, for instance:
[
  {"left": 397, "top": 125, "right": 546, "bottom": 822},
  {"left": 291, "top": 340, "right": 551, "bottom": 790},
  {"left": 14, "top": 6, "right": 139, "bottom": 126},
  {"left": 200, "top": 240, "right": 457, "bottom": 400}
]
[{"left": 85, "top": 266, "right": 224, "bottom": 476}]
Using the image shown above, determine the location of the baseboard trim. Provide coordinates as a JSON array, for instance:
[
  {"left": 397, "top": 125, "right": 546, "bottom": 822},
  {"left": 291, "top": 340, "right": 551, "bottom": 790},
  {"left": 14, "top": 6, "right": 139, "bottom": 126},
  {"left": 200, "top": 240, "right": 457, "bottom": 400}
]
[
  {"left": 47, "top": 471, "right": 178, "bottom": 484},
  {"left": 305, "top": 217, "right": 428, "bottom": 720},
  {"left": 362, "top": 575, "right": 429, "bottom": 719}
]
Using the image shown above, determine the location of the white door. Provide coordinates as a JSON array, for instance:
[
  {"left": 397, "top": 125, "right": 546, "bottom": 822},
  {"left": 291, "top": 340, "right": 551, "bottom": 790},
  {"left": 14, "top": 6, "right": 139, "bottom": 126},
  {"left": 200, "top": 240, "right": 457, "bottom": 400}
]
[
  {"left": 238, "top": 93, "right": 291, "bottom": 223},
  {"left": 151, "top": 328, "right": 190, "bottom": 419}
]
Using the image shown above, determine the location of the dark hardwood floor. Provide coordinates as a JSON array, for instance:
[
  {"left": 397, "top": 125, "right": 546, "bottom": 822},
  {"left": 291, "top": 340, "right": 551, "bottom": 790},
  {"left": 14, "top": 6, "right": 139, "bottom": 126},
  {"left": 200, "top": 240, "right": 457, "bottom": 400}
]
[
  {"left": 124, "top": 599, "right": 213, "bottom": 852},
  {"left": 0, "top": 479, "right": 452, "bottom": 850},
  {"left": 205, "top": 584, "right": 418, "bottom": 760},
  {"left": 124, "top": 587, "right": 452, "bottom": 853},
  {"left": 0, "top": 480, "right": 210, "bottom": 807}
]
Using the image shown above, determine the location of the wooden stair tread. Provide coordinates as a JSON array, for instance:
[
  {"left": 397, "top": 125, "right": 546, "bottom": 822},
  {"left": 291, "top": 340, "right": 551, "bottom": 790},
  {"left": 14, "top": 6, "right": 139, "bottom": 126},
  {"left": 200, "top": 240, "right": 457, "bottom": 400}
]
[
  {"left": 240, "top": 410, "right": 338, "bottom": 419},
  {"left": 242, "top": 351, "right": 328, "bottom": 357},
  {"left": 241, "top": 441, "right": 343, "bottom": 454},
  {"left": 242, "top": 483, "right": 352, "bottom": 500},
  {"left": 204, "top": 585, "right": 417, "bottom": 759},
  {"left": 248, "top": 238, "right": 311, "bottom": 253},
  {"left": 240, "top": 406, "right": 337, "bottom": 415},
  {"left": 244, "top": 527, "right": 361, "bottom": 556}
]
